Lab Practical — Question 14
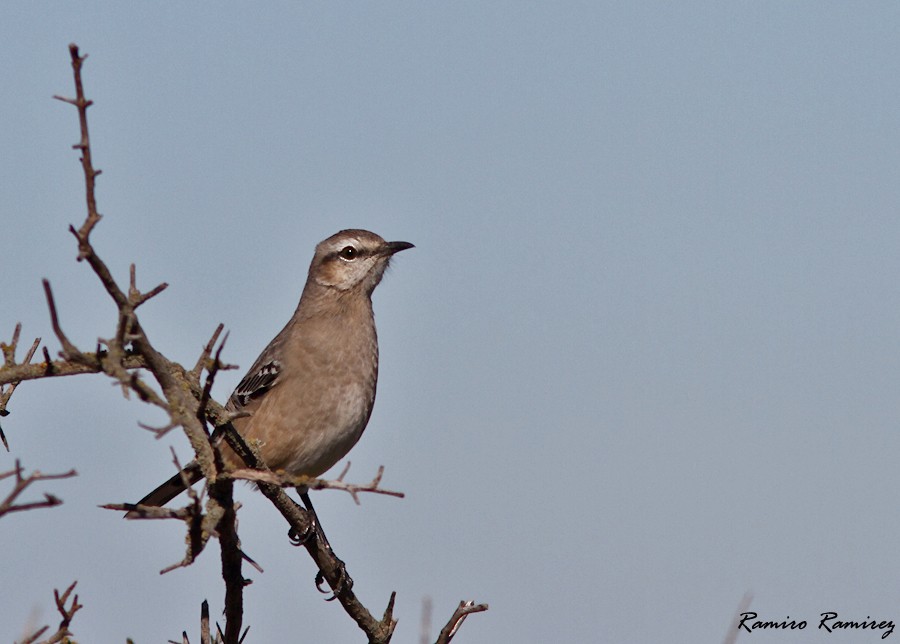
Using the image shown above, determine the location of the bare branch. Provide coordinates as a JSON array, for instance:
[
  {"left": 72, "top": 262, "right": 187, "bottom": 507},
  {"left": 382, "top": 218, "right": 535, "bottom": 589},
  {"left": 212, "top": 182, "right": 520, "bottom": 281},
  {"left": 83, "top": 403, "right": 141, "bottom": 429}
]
[
  {"left": 54, "top": 43, "right": 102, "bottom": 246},
  {"left": 191, "top": 324, "right": 230, "bottom": 379},
  {"left": 137, "top": 419, "right": 177, "bottom": 438},
  {"left": 0, "top": 323, "right": 22, "bottom": 366},
  {"left": 38, "top": 280, "right": 169, "bottom": 412},
  {"left": 164, "top": 451, "right": 209, "bottom": 573},
  {"left": 211, "top": 474, "right": 244, "bottom": 643},
  {"left": 42, "top": 279, "right": 81, "bottom": 360},
  {"left": 197, "top": 332, "right": 230, "bottom": 435},
  {"left": 154, "top": 511, "right": 212, "bottom": 569},
  {"left": 129, "top": 263, "right": 169, "bottom": 307},
  {"left": 0, "top": 460, "right": 77, "bottom": 519},
  {"left": 382, "top": 592, "right": 398, "bottom": 639},
  {"left": 0, "top": 349, "right": 147, "bottom": 387},
  {"left": 205, "top": 414, "right": 245, "bottom": 644},
  {"left": 230, "top": 464, "right": 405, "bottom": 505},
  {"left": 18, "top": 582, "right": 82, "bottom": 644},
  {"left": 0, "top": 324, "right": 42, "bottom": 448},
  {"left": 22, "top": 337, "right": 41, "bottom": 368},
  {"left": 48, "top": 582, "right": 83, "bottom": 643},
  {"left": 49, "top": 47, "right": 217, "bottom": 482},
  {"left": 435, "top": 600, "right": 489, "bottom": 644}
]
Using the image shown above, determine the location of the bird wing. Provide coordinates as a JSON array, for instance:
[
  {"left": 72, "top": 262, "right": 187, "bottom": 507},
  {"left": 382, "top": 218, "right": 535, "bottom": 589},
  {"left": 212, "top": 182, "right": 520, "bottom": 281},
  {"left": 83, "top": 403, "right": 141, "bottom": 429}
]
[
  {"left": 230, "top": 358, "right": 282, "bottom": 410},
  {"left": 227, "top": 332, "right": 288, "bottom": 411}
]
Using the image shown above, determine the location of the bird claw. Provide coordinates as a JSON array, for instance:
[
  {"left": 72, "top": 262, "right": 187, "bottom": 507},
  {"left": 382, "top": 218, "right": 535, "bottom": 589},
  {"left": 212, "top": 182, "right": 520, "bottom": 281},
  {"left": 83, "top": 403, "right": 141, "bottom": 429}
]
[
  {"left": 289, "top": 491, "right": 353, "bottom": 599},
  {"left": 315, "top": 560, "right": 353, "bottom": 601},
  {"left": 287, "top": 525, "right": 315, "bottom": 546},
  {"left": 288, "top": 500, "right": 319, "bottom": 546}
]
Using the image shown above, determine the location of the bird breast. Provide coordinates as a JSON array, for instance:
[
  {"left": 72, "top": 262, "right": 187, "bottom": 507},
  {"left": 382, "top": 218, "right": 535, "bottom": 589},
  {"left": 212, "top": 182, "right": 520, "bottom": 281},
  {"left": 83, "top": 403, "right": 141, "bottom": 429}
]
[{"left": 242, "top": 309, "right": 379, "bottom": 478}]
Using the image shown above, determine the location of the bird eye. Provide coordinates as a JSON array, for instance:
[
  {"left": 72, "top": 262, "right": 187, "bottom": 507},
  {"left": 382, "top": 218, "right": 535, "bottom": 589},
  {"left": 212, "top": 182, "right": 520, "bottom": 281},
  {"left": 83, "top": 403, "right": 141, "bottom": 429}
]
[{"left": 339, "top": 245, "right": 358, "bottom": 260}]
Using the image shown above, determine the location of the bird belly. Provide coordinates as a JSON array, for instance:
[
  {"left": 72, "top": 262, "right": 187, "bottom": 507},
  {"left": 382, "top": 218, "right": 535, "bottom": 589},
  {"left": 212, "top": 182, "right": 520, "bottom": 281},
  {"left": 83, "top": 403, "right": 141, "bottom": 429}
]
[{"left": 237, "top": 377, "right": 373, "bottom": 478}]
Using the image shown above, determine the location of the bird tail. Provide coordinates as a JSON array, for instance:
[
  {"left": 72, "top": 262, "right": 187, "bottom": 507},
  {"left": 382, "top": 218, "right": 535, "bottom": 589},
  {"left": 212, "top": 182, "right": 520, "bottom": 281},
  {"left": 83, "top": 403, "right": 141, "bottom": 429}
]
[{"left": 125, "top": 461, "right": 205, "bottom": 518}]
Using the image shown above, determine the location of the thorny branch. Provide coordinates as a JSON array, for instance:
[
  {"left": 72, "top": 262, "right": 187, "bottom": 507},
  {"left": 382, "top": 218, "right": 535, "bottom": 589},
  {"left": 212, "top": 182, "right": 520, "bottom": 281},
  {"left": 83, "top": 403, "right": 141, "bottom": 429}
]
[
  {"left": 47, "top": 45, "right": 395, "bottom": 643},
  {"left": 230, "top": 462, "right": 405, "bottom": 505},
  {"left": 0, "top": 42, "right": 488, "bottom": 644}
]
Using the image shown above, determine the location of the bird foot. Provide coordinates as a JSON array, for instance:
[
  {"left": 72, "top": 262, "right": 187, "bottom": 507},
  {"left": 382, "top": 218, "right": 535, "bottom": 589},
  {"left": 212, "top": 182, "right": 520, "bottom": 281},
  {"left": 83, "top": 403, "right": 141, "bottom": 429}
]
[
  {"left": 287, "top": 524, "right": 315, "bottom": 546},
  {"left": 315, "top": 560, "right": 353, "bottom": 601},
  {"left": 287, "top": 498, "right": 319, "bottom": 546}
]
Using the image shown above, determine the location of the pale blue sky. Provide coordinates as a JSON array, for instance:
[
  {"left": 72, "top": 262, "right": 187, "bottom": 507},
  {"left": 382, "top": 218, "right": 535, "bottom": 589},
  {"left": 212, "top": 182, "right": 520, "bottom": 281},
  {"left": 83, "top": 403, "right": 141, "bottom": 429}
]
[{"left": 3, "top": 3, "right": 900, "bottom": 642}]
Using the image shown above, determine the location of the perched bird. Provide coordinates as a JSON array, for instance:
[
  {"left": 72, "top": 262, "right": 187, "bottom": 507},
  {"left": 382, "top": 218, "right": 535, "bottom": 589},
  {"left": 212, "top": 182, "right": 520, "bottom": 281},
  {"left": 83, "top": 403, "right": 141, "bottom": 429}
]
[{"left": 131, "top": 229, "right": 413, "bottom": 512}]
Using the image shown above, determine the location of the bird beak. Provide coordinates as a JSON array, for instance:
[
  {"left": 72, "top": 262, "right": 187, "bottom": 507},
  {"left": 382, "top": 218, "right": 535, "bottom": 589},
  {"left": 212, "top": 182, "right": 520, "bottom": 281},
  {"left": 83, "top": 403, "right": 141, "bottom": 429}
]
[{"left": 385, "top": 241, "right": 415, "bottom": 255}]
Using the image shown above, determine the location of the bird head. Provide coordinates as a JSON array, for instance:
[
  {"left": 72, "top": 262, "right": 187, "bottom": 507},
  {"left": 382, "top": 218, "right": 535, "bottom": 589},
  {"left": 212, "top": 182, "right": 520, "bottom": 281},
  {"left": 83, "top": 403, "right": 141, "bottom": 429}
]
[{"left": 308, "top": 229, "right": 414, "bottom": 295}]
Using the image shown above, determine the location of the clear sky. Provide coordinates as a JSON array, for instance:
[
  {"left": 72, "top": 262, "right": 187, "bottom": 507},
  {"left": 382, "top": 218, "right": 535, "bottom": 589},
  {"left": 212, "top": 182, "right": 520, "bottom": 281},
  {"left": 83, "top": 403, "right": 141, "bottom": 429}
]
[{"left": 3, "top": 3, "right": 900, "bottom": 643}]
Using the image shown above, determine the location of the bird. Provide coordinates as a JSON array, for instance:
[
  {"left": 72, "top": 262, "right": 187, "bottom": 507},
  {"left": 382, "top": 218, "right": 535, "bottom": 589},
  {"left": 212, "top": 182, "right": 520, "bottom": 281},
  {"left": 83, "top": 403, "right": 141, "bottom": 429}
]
[{"left": 130, "top": 229, "right": 413, "bottom": 516}]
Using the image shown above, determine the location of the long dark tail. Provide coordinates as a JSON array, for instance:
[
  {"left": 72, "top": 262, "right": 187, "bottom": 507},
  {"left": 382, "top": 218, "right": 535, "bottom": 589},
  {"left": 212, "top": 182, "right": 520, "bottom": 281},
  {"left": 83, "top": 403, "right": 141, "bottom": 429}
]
[{"left": 125, "top": 461, "right": 205, "bottom": 518}]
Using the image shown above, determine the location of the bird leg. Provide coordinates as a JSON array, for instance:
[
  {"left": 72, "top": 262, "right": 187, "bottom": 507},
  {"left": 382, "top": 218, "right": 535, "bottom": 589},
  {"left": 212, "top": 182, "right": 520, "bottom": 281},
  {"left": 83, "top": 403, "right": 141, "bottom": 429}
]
[
  {"left": 287, "top": 496, "right": 316, "bottom": 547},
  {"left": 286, "top": 489, "right": 353, "bottom": 599}
]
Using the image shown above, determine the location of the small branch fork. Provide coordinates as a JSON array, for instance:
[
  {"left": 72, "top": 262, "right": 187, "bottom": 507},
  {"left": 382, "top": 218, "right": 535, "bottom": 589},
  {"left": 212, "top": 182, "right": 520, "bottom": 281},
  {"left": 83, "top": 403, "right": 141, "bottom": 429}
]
[
  {"left": 0, "top": 324, "right": 41, "bottom": 450},
  {"left": 0, "top": 42, "right": 488, "bottom": 644},
  {"left": 18, "top": 582, "right": 82, "bottom": 644},
  {"left": 0, "top": 460, "right": 77, "bottom": 519}
]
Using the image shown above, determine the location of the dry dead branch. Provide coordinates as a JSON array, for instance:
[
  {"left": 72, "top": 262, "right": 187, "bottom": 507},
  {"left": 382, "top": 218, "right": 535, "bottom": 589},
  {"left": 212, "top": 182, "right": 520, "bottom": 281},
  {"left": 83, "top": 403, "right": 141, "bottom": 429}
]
[{"left": 0, "top": 461, "right": 77, "bottom": 519}]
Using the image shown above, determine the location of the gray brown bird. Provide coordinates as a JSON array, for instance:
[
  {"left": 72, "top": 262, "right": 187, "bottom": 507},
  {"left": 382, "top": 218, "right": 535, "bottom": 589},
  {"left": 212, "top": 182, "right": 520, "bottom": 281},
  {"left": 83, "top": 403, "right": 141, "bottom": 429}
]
[{"left": 132, "top": 229, "right": 413, "bottom": 511}]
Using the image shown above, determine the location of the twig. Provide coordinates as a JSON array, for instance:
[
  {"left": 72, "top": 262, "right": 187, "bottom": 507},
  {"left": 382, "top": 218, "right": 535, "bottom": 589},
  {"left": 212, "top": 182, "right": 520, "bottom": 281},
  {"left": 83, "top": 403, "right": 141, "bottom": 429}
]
[
  {"left": 24, "top": 338, "right": 42, "bottom": 361},
  {"left": 42, "top": 279, "right": 82, "bottom": 361},
  {"left": 138, "top": 419, "right": 178, "bottom": 438},
  {"left": 49, "top": 582, "right": 83, "bottom": 642},
  {"left": 191, "top": 324, "right": 233, "bottom": 379},
  {"left": 161, "top": 450, "right": 209, "bottom": 574},
  {"left": 53, "top": 43, "right": 102, "bottom": 246},
  {"left": 230, "top": 464, "right": 405, "bottom": 505},
  {"left": 129, "top": 263, "right": 169, "bottom": 307},
  {"left": 19, "top": 582, "right": 82, "bottom": 644},
  {"left": 0, "top": 347, "right": 148, "bottom": 387},
  {"left": 435, "top": 600, "right": 489, "bottom": 644},
  {"left": 0, "top": 324, "right": 41, "bottom": 449},
  {"left": 0, "top": 460, "right": 77, "bottom": 519},
  {"left": 200, "top": 599, "right": 211, "bottom": 644},
  {"left": 197, "top": 333, "right": 230, "bottom": 435}
]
